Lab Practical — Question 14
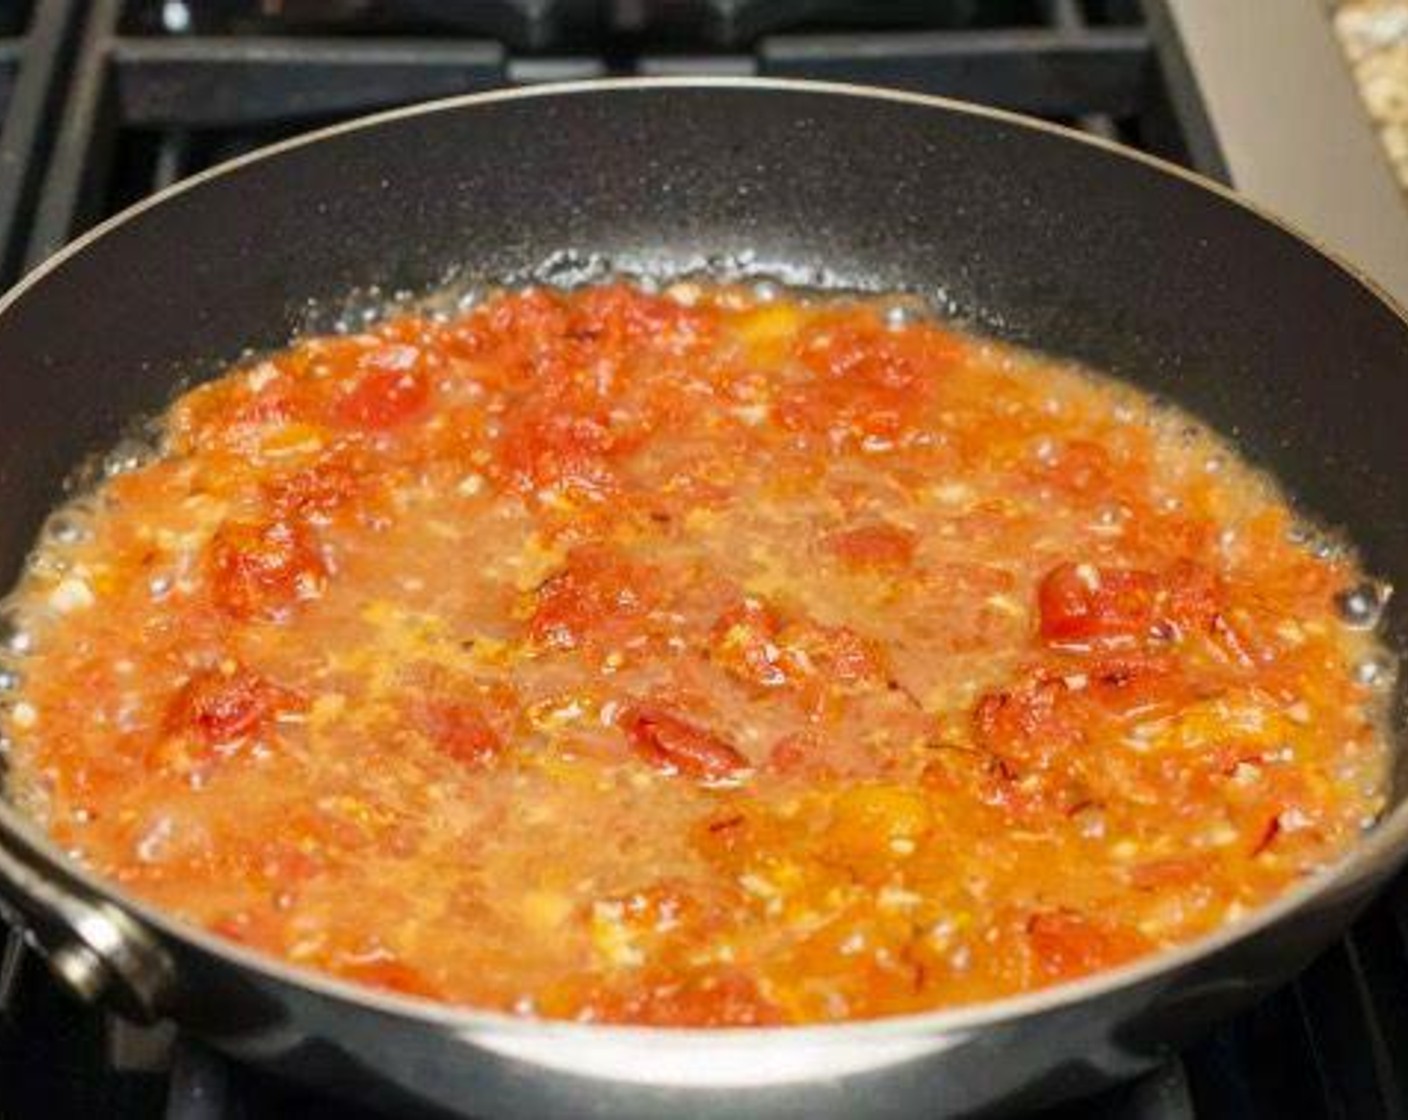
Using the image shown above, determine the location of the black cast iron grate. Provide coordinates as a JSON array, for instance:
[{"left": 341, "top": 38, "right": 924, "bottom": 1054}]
[
  {"left": 0, "top": 1, "right": 1404, "bottom": 1117},
  {"left": 0, "top": 1, "right": 80, "bottom": 282}
]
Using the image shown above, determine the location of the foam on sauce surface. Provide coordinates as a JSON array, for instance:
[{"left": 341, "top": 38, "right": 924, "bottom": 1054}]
[{"left": 0, "top": 281, "right": 1391, "bottom": 1025}]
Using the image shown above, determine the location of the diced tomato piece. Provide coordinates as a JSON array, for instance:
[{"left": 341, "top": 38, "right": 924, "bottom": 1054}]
[
  {"left": 973, "top": 677, "right": 1085, "bottom": 764},
  {"left": 166, "top": 665, "right": 300, "bottom": 744},
  {"left": 710, "top": 599, "right": 788, "bottom": 688},
  {"left": 208, "top": 516, "right": 328, "bottom": 620},
  {"left": 972, "top": 653, "right": 1184, "bottom": 774},
  {"left": 620, "top": 705, "right": 748, "bottom": 780},
  {"left": 333, "top": 346, "right": 429, "bottom": 429},
  {"left": 825, "top": 523, "right": 918, "bottom": 569},
  {"left": 1250, "top": 812, "right": 1282, "bottom": 856},
  {"left": 777, "top": 312, "right": 960, "bottom": 448},
  {"left": 498, "top": 405, "right": 618, "bottom": 498},
  {"left": 1037, "top": 562, "right": 1159, "bottom": 644},
  {"left": 797, "top": 312, "right": 958, "bottom": 393},
  {"left": 1025, "top": 910, "right": 1149, "bottom": 981},
  {"left": 412, "top": 698, "right": 503, "bottom": 767},
  {"left": 710, "top": 600, "right": 886, "bottom": 694},
  {"left": 1037, "top": 560, "right": 1225, "bottom": 647},
  {"left": 567, "top": 285, "right": 715, "bottom": 355},
  {"left": 527, "top": 545, "right": 655, "bottom": 651},
  {"left": 263, "top": 458, "right": 364, "bottom": 519}
]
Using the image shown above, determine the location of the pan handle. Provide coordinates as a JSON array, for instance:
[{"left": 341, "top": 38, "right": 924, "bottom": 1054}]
[{"left": 0, "top": 820, "right": 174, "bottom": 1022}]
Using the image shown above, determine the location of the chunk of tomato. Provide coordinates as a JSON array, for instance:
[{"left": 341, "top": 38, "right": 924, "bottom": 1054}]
[
  {"left": 1037, "top": 560, "right": 1224, "bottom": 646},
  {"left": 973, "top": 676, "right": 1085, "bottom": 770},
  {"left": 710, "top": 599, "right": 788, "bottom": 688},
  {"left": 797, "top": 312, "right": 958, "bottom": 392},
  {"left": 166, "top": 666, "right": 300, "bottom": 744},
  {"left": 498, "top": 406, "right": 618, "bottom": 498},
  {"left": 620, "top": 705, "right": 748, "bottom": 781},
  {"left": 412, "top": 698, "right": 503, "bottom": 767},
  {"left": 527, "top": 545, "right": 654, "bottom": 651},
  {"left": 208, "top": 517, "right": 328, "bottom": 620},
  {"left": 333, "top": 346, "right": 429, "bottom": 430},
  {"left": 1037, "top": 562, "right": 1159, "bottom": 644}
]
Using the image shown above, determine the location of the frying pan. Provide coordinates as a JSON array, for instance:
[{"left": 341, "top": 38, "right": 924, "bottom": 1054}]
[{"left": 1, "top": 78, "right": 1407, "bottom": 1119}]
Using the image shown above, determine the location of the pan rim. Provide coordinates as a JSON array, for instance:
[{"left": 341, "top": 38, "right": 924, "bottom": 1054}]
[{"left": 2, "top": 74, "right": 1407, "bottom": 1046}]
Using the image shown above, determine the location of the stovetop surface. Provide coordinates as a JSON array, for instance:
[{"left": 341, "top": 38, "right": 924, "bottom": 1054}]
[{"left": 2, "top": 2, "right": 1407, "bottom": 1117}]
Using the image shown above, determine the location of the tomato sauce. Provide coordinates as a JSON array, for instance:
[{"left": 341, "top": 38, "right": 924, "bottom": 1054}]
[{"left": 0, "top": 281, "right": 1390, "bottom": 1025}]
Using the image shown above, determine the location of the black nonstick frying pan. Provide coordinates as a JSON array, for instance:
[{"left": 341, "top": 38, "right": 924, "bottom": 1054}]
[{"left": 1, "top": 78, "right": 1407, "bottom": 1120}]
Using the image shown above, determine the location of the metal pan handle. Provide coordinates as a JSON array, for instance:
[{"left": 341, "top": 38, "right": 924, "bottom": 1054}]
[{"left": 0, "top": 818, "right": 173, "bottom": 1022}]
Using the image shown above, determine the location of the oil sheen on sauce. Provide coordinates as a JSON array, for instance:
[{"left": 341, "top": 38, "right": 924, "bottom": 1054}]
[{"left": 0, "top": 280, "right": 1392, "bottom": 1026}]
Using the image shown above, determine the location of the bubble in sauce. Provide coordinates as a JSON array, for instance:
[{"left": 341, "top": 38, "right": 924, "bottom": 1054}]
[
  {"left": 1353, "top": 654, "right": 1394, "bottom": 687},
  {"left": 103, "top": 438, "right": 155, "bottom": 479},
  {"left": 42, "top": 511, "right": 90, "bottom": 547},
  {"left": 24, "top": 551, "right": 68, "bottom": 578},
  {"left": 0, "top": 607, "right": 32, "bottom": 657},
  {"left": 532, "top": 250, "right": 616, "bottom": 290},
  {"left": 884, "top": 304, "right": 921, "bottom": 330},
  {"left": 751, "top": 279, "right": 781, "bottom": 303},
  {"left": 1336, "top": 581, "right": 1392, "bottom": 630}
]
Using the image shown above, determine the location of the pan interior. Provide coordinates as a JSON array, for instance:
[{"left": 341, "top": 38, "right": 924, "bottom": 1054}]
[{"left": 0, "top": 84, "right": 1405, "bottom": 853}]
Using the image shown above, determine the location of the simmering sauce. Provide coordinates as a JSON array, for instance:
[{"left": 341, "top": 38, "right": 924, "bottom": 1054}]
[{"left": 0, "top": 281, "right": 1390, "bottom": 1025}]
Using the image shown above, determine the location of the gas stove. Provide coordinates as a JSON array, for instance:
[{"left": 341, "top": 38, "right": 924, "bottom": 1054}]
[{"left": 2, "top": 3, "right": 1407, "bottom": 1117}]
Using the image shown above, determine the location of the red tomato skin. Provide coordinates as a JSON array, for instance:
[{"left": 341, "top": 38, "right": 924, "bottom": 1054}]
[
  {"left": 413, "top": 699, "right": 503, "bottom": 767},
  {"left": 527, "top": 546, "right": 652, "bottom": 651},
  {"left": 207, "top": 517, "right": 328, "bottom": 620},
  {"left": 620, "top": 706, "right": 748, "bottom": 780},
  {"left": 973, "top": 677, "right": 1085, "bottom": 765},
  {"left": 333, "top": 348, "right": 430, "bottom": 430},
  {"left": 1037, "top": 560, "right": 1225, "bottom": 646},
  {"left": 166, "top": 667, "right": 298, "bottom": 744},
  {"left": 500, "top": 408, "right": 617, "bottom": 496},
  {"left": 1037, "top": 562, "right": 1159, "bottom": 644},
  {"left": 710, "top": 600, "right": 788, "bottom": 688}
]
